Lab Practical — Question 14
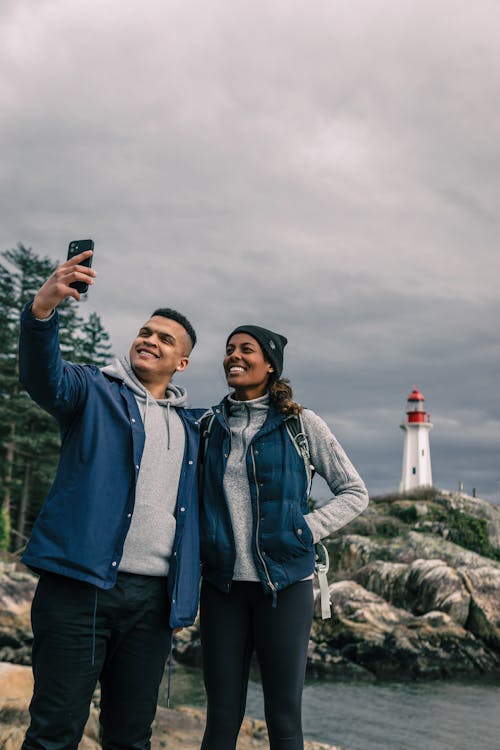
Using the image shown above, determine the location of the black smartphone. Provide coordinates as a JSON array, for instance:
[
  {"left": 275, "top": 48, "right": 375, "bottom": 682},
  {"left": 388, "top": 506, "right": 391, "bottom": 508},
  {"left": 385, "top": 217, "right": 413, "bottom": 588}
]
[{"left": 67, "top": 239, "right": 94, "bottom": 293}]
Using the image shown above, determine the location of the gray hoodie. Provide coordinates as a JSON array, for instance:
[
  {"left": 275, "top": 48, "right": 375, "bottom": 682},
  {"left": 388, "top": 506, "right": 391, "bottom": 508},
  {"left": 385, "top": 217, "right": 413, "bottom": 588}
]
[{"left": 101, "top": 356, "right": 187, "bottom": 577}]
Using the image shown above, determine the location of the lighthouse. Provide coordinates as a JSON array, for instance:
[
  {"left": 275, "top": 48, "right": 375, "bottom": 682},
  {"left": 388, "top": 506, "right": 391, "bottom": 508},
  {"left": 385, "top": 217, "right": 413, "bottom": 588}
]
[{"left": 399, "top": 387, "right": 433, "bottom": 492}]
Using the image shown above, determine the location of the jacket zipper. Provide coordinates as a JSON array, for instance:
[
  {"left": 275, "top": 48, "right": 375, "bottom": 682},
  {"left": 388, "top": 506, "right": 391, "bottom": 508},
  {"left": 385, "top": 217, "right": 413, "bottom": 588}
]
[{"left": 250, "top": 444, "right": 275, "bottom": 595}]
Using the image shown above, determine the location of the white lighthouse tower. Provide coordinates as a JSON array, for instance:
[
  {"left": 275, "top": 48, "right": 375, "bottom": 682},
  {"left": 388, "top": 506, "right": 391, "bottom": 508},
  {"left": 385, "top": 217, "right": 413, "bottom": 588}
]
[{"left": 400, "top": 387, "right": 433, "bottom": 492}]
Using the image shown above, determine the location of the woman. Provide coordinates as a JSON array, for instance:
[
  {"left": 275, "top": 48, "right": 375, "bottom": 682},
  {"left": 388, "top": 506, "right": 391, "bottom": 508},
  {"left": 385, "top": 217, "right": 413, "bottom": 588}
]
[{"left": 199, "top": 325, "right": 369, "bottom": 750}]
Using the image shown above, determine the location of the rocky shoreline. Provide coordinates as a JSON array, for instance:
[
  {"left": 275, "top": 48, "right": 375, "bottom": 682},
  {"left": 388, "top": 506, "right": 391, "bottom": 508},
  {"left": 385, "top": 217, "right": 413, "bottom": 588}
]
[
  {"left": 0, "top": 564, "right": 342, "bottom": 749},
  {"left": 175, "top": 490, "right": 500, "bottom": 682},
  {"left": 313, "top": 489, "right": 500, "bottom": 680},
  {"left": 1, "top": 488, "right": 499, "bottom": 747},
  {"left": 0, "top": 663, "right": 342, "bottom": 750}
]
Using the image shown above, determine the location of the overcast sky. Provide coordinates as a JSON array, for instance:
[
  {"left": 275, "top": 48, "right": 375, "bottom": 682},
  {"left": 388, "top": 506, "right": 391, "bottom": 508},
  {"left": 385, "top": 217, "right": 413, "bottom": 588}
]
[{"left": 2, "top": 0, "right": 499, "bottom": 502}]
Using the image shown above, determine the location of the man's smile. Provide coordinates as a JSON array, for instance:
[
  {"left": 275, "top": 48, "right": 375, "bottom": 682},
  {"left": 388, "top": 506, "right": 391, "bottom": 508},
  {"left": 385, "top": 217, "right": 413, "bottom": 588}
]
[{"left": 136, "top": 347, "right": 159, "bottom": 359}]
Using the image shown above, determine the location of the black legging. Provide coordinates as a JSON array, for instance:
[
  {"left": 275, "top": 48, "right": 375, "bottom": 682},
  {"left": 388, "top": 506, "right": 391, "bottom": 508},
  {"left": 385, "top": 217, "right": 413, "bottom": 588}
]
[{"left": 200, "top": 578, "right": 314, "bottom": 750}]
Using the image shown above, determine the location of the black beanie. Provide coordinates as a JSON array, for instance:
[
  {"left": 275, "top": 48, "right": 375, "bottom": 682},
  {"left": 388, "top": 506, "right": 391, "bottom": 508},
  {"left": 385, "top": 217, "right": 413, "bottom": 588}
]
[{"left": 226, "top": 325, "right": 288, "bottom": 378}]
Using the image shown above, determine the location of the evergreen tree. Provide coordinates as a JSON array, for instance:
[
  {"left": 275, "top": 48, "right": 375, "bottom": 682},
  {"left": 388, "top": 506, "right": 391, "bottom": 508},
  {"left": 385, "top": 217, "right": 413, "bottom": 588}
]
[
  {"left": 0, "top": 243, "right": 113, "bottom": 552},
  {"left": 76, "top": 311, "right": 113, "bottom": 366}
]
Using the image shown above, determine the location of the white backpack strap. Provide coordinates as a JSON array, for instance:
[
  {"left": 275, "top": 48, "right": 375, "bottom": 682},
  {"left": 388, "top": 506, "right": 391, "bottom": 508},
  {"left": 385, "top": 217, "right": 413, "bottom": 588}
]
[
  {"left": 285, "top": 413, "right": 331, "bottom": 619},
  {"left": 315, "top": 542, "right": 331, "bottom": 619}
]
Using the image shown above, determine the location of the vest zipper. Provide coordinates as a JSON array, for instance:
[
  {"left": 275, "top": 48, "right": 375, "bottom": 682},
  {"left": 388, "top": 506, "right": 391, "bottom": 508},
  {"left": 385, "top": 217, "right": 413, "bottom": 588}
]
[
  {"left": 221, "top": 406, "right": 234, "bottom": 591},
  {"left": 221, "top": 405, "right": 233, "bottom": 456},
  {"left": 250, "top": 444, "right": 275, "bottom": 595}
]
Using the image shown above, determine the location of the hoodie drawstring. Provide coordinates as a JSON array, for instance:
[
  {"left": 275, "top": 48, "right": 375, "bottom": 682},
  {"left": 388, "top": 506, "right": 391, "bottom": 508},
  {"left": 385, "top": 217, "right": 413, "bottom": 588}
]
[
  {"left": 144, "top": 391, "right": 150, "bottom": 429},
  {"left": 166, "top": 633, "right": 174, "bottom": 707},
  {"left": 166, "top": 402, "right": 171, "bottom": 450},
  {"left": 91, "top": 588, "right": 98, "bottom": 665}
]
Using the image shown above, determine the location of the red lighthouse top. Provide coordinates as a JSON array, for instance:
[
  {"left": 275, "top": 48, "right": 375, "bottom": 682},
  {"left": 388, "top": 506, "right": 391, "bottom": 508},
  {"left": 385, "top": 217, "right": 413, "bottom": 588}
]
[
  {"left": 408, "top": 388, "right": 425, "bottom": 402},
  {"left": 406, "top": 387, "right": 429, "bottom": 423}
]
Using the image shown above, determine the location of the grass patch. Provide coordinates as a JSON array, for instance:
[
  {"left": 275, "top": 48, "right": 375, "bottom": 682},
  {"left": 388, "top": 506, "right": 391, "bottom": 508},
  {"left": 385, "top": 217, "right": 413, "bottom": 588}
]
[
  {"left": 370, "top": 487, "right": 440, "bottom": 504},
  {"left": 372, "top": 517, "right": 403, "bottom": 538},
  {"left": 0, "top": 507, "right": 10, "bottom": 552},
  {"left": 390, "top": 504, "right": 418, "bottom": 524},
  {"left": 447, "top": 511, "right": 500, "bottom": 560},
  {"left": 418, "top": 507, "right": 500, "bottom": 561}
]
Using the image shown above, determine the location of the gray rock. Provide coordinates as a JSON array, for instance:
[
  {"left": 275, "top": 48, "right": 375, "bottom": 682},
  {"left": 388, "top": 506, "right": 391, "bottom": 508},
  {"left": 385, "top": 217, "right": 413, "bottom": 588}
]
[
  {"left": 0, "top": 564, "right": 36, "bottom": 665},
  {"left": 354, "top": 558, "right": 472, "bottom": 625},
  {"left": 312, "top": 580, "right": 498, "bottom": 678},
  {"left": 331, "top": 532, "right": 500, "bottom": 577},
  {"left": 354, "top": 561, "right": 409, "bottom": 608},
  {"left": 405, "top": 559, "right": 471, "bottom": 624},
  {"left": 306, "top": 640, "right": 375, "bottom": 681},
  {"left": 0, "top": 563, "right": 37, "bottom": 624},
  {"left": 414, "top": 502, "right": 429, "bottom": 517},
  {"left": 330, "top": 534, "right": 383, "bottom": 574},
  {"left": 400, "top": 531, "right": 500, "bottom": 569},
  {"left": 173, "top": 623, "right": 202, "bottom": 668},
  {"left": 461, "top": 565, "right": 500, "bottom": 650},
  {"left": 0, "top": 664, "right": 343, "bottom": 750}
]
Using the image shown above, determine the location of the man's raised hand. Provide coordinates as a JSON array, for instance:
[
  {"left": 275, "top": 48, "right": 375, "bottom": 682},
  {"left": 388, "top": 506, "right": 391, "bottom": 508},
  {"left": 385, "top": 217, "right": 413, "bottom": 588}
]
[{"left": 31, "top": 250, "right": 96, "bottom": 319}]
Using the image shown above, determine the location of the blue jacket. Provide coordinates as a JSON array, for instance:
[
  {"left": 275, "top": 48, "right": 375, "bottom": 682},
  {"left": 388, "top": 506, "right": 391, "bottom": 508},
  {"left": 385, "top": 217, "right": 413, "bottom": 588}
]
[
  {"left": 19, "top": 304, "right": 204, "bottom": 628},
  {"left": 200, "top": 397, "right": 316, "bottom": 597}
]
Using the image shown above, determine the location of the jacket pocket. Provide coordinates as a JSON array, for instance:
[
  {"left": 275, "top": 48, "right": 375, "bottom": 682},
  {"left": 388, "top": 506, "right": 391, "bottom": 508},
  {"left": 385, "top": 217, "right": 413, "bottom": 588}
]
[
  {"left": 260, "top": 502, "right": 313, "bottom": 563},
  {"left": 291, "top": 505, "right": 314, "bottom": 548}
]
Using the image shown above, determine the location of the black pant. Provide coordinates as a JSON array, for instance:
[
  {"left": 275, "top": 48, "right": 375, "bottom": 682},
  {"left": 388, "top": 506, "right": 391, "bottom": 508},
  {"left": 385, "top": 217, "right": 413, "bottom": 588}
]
[
  {"left": 22, "top": 571, "right": 172, "bottom": 750},
  {"left": 200, "top": 579, "right": 314, "bottom": 750}
]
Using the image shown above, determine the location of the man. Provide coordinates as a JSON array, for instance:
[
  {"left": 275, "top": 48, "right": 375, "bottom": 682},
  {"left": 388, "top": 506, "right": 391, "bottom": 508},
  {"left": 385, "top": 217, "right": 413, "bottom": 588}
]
[{"left": 19, "top": 250, "right": 204, "bottom": 750}]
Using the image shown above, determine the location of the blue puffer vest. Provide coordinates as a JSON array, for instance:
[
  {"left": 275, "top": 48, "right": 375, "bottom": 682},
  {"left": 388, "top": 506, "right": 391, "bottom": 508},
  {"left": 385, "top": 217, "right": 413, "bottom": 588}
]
[{"left": 200, "top": 397, "right": 316, "bottom": 598}]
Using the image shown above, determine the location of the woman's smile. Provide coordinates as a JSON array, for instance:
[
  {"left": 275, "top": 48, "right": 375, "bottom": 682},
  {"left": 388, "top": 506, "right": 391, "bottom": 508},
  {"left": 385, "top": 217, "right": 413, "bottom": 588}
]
[{"left": 223, "top": 333, "right": 273, "bottom": 399}]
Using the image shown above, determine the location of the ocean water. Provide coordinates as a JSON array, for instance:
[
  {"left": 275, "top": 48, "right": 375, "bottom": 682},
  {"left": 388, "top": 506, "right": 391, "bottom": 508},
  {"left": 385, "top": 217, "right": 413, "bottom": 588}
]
[{"left": 161, "top": 666, "right": 500, "bottom": 750}]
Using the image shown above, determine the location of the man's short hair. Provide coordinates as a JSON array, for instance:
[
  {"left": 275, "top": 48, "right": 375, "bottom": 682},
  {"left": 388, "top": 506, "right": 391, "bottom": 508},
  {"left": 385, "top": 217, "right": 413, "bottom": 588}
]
[{"left": 151, "top": 308, "right": 197, "bottom": 350}]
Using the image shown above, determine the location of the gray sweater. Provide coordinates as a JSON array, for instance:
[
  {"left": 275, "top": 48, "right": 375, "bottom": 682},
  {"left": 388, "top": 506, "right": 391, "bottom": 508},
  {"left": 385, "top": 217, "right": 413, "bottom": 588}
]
[
  {"left": 223, "top": 394, "right": 369, "bottom": 581},
  {"left": 101, "top": 356, "right": 186, "bottom": 577}
]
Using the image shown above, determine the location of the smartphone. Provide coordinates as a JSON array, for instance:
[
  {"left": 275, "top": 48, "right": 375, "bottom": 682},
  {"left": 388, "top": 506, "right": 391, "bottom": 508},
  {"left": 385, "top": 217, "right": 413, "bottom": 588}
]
[{"left": 67, "top": 239, "right": 94, "bottom": 293}]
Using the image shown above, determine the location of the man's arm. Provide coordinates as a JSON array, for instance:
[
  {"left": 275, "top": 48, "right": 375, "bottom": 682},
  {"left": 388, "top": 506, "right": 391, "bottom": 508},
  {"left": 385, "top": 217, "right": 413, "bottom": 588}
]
[{"left": 19, "top": 250, "right": 97, "bottom": 419}]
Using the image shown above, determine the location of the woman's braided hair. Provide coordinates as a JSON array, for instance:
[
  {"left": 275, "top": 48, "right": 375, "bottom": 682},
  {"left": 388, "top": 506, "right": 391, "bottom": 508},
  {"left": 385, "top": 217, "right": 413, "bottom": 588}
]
[{"left": 268, "top": 375, "right": 302, "bottom": 415}]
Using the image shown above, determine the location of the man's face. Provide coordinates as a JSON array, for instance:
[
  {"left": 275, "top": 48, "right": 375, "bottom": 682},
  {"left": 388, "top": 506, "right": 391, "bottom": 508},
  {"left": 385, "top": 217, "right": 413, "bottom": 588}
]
[{"left": 129, "top": 316, "right": 190, "bottom": 390}]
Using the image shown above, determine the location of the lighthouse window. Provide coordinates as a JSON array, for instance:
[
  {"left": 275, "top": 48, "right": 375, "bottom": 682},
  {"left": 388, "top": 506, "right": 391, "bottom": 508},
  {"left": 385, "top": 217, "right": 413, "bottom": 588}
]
[
  {"left": 412, "top": 467, "right": 416, "bottom": 474},
  {"left": 421, "top": 449, "right": 425, "bottom": 456}
]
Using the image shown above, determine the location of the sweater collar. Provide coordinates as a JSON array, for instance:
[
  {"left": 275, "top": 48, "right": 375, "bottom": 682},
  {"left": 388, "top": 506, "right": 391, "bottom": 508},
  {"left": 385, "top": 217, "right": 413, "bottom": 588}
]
[{"left": 226, "top": 392, "right": 270, "bottom": 417}]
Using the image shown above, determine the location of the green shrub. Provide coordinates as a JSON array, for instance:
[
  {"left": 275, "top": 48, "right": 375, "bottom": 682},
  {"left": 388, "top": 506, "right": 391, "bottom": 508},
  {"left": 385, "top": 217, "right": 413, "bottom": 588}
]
[
  {"left": 406, "top": 486, "right": 440, "bottom": 502},
  {"left": 391, "top": 504, "right": 418, "bottom": 524},
  {"left": 371, "top": 487, "right": 439, "bottom": 504},
  {"left": 0, "top": 507, "right": 10, "bottom": 552},
  {"left": 344, "top": 516, "right": 377, "bottom": 536},
  {"left": 415, "top": 506, "right": 500, "bottom": 561},
  {"left": 373, "top": 516, "right": 402, "bottom": 538},
  {"left": 447, "top": 510, "right": 491, "bottom": 556}
]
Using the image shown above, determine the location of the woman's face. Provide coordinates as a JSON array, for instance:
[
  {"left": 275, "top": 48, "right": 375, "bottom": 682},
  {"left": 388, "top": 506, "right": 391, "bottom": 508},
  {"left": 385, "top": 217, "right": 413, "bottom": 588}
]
[{"left": 224, "top": 333, "right": 274, "bottom": 400}]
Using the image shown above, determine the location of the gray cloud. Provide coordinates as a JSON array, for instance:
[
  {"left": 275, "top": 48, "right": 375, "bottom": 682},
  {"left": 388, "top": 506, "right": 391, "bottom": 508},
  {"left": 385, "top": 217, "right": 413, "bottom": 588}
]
[{"left": 1, "top": 0, "right": 498, "bottom": 501}]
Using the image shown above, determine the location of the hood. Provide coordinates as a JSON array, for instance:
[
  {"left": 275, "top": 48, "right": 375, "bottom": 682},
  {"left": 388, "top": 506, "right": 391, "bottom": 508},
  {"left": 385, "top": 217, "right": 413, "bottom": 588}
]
[
  {"left": 101, "top": 355, "right": 188, "bottom": 407},
  {"left": 101, "top": 355, "right": 188, "bottom": 449}
]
